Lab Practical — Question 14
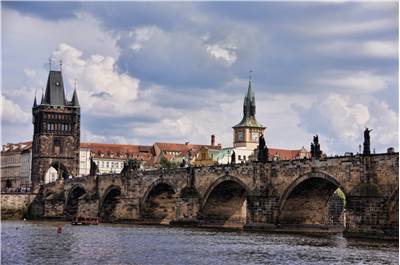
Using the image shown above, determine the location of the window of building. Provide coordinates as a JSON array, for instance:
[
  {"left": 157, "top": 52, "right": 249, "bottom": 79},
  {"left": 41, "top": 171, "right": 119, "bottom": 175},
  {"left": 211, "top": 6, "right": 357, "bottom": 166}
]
[
  {"left": 106, "top": 162, "right": 109, "bottom": 168},
  {"left": 237, "top": 131, "right": 244, "bottom": 141},
  {"left": 251, "top": 132, "right": 258, "bottom": 141},
  {"left": 243, "top": 156, "right": 246, "bottom": 160},
  {"left": 238, "top": 155, "right": 241, "bottom": 160},
  {"left": 54, "top": 139, "right": 62, "bottom": 155}
]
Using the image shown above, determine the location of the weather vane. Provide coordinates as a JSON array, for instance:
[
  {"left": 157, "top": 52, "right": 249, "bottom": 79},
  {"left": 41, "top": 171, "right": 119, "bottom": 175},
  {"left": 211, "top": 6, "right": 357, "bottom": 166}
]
[
  {"left": 59, "top": 60, "right": 63, "bottom": 71},
  {"left": 249, "top": 70, "right": 253, "bottom": 81},
  {"left": 48, "top": 57, "right": 53, "bottom": 71}
]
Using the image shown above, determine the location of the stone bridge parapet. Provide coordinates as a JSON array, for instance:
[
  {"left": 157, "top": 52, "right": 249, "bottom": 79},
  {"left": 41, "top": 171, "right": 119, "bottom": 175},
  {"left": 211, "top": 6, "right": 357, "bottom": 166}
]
[{"left": 35, "top": 153, "right": 398, "bottom": 239}]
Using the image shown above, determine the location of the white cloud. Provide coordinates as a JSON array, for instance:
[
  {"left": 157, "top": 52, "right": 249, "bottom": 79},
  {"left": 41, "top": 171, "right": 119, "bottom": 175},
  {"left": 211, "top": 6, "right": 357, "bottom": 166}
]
[
  {"left": 1, "top": 96, "right": 31, "bottom": 124},
  {"left": 315, "top": 40, "right": 398, "bottom": 59},
  {"left": 51, "top": 43, "right": 140, "bottom": 117},
  {"left": 128, "top": 26, "right": 160, "bottom": 52},
  {"left": 315, "top": 71, "right": 389, "bottom": 93},
  {"left": 295, "top": 18, "right": 395, "bottom": 36},
  {"left": 206, "top": 43, "right": 237, "bottom": 67},
  {"left": 295, "top": 93, "right": 398, "bottom": 153}
]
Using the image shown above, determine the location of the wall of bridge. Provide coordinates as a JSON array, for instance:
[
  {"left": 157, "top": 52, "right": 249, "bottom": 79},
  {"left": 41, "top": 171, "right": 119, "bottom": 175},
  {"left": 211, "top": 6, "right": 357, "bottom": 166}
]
[{"left": 35, "top": 153, "right": 398, "bottom": 239}]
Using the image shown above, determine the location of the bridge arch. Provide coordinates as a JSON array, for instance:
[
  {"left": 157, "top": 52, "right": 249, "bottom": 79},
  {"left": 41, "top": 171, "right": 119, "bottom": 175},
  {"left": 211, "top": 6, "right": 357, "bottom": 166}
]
[
  {"left": 200, "top": 175, "right": 251, "bottom": 227},
  {"left": 64, "top": 184, "right": 86, "bottom": 220},
  {"left": 44, "top": 161, "right": 69, "bottom": 183},
  {"left": 99, "top": 185, "right": 121, "bottom": 223},
  {"left": 141, "top": 179, "right": 178, "bottom": 224},
  {"left": 278, "top": 171, "right": 346, "bottom": 226}
]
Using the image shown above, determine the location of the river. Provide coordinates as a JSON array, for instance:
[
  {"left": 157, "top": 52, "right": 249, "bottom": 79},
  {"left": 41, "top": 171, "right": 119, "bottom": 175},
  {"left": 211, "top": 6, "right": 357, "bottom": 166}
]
[{"left": 1, "top": 221, "right": 398, "bottom": 265}]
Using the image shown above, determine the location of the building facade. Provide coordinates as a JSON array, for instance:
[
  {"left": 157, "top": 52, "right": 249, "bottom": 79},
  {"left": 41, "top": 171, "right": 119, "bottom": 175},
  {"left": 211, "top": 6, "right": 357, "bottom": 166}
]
[
  {"left": 80, "top": 143, "right": 152, "bottom": 174},
  {"left": 31, "top": 70, "right": 80, "bottom": 185},
  {"left": 1, "top": 142, "right": 32, "bottom": 191}
]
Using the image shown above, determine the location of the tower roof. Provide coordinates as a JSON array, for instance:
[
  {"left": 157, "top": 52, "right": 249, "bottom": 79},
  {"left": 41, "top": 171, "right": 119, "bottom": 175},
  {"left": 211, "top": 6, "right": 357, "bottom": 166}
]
[
  {"left": 233, "top": 78, "right": 264, "bottom": 129},
  {"left": 71, "top": 89, "right": 80, "bottom": 107},
  {"left": 43, "top": 71, "right": 66, "bottom": 106}
]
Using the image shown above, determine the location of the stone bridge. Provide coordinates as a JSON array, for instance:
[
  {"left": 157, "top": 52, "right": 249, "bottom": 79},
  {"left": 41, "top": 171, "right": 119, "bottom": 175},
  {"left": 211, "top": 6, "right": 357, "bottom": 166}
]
[{"left": 33, "top": 153, "right": 399, "bottom": 239}]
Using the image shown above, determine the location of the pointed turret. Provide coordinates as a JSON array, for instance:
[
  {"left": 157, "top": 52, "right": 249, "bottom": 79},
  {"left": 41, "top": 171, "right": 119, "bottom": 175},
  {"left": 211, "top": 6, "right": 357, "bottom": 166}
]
[
  {"left": 71, "top": 89, "right": 80, "bottom": 107},
  {"left": 232, "top": 73, "right": 265, "bottom": 149},
  {"left": 33, "top": 96, "right": 37, "bottom": 108},
  {"left": 43, "top": 70, "right": 66, "bottom": 106},
  {"left": 233, "top": 76, "right": 264, "bottom": 128},
  {"left": 40, "top": 93, "right": 45, "bottom": 105}
]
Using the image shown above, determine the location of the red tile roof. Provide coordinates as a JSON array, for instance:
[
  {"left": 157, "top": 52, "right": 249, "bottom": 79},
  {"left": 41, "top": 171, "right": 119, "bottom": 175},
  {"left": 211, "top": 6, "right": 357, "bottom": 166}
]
[
  {"left": 268, "top": 148, "right": 310, "bottom": 160},
  {"left": 2, "top": 141, "right": 32, "bottom": 153},
  {"left": 154, "top": 142, "right": 221, "bottom": 153},
  {"left": 81, "top": 142, "right": 152, "bottom": 160}
]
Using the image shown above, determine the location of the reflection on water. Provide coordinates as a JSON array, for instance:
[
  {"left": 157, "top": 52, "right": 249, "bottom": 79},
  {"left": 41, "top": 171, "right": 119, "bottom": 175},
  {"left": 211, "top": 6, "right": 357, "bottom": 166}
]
[{"left": 1, "top": 221, "right": 398, "bottom": 265}]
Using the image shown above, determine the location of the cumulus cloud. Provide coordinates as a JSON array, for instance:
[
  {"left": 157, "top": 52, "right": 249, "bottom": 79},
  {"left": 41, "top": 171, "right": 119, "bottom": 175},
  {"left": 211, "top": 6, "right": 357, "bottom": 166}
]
[
  {"left": 51, "top": 43, "right": 140, "bottom": 116},
  {"left": 295, "top": 93, "right": 397, "bottom": 153},
  {"left": 206, "top": 43, "right": 237, "bottom": 67},
  {"left": 1, "top": 96, "right": 31, "bottom": 124}
]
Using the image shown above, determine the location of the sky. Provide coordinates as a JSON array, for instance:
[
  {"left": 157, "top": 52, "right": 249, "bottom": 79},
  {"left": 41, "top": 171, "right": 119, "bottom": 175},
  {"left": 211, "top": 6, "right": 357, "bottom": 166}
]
[{"left": 1, "top": 1, "right": 398, "bottom": 155}]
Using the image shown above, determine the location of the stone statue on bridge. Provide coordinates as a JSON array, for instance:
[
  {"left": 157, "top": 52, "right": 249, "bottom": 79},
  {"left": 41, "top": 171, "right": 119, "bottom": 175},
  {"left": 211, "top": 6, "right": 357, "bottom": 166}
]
[
  {"left": 363, "top": 127, "right": 373, "bottom": 155},
  {"left": 121, "top": 159, "right": 141, "bottom": 175},
  {"left": 311, "top": 134, "right": 322, "bottom": 158},
  {"left": 89, "top": 158, "right": 99, "bottom": 176},
  {"left": 231, "top": 150, "right": 236, "bottom": 164},
  {"left": 257, "top": 134, "right": 269, "bottom": 163}
]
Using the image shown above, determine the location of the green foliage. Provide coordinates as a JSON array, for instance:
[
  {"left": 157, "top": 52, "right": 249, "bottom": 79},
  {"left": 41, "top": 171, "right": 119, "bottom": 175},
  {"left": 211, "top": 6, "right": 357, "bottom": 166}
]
[
  {"left": 335, "top": 188, "right": 347, "bottom": 208},
  {"left": 160, "top": 158, "right": 178, "bottom": 169}
]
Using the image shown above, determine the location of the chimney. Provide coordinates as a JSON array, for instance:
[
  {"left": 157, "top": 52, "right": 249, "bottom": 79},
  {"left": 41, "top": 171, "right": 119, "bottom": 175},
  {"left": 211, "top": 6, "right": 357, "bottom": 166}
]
[
  {"left": 185, "top": 142, "right": 190, "bottom": 145},
  {"left": 211, "top": 134, "right": 215, "bottom": 146}
]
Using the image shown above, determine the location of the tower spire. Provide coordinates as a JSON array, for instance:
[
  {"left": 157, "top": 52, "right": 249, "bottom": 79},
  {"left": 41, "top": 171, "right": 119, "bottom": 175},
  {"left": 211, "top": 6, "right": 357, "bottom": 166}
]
[
  {"left": 33, "top": 89, "right": 37, "bottom": 108},
  {"left": 71, "top": 78, "right": 80, "bottom": 107}
]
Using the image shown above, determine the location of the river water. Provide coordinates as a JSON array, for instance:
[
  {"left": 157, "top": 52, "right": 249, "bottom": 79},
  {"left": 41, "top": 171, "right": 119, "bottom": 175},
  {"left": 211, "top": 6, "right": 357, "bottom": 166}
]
[{"left": 1, "top": 221, "right": 398, "bottom": 265}]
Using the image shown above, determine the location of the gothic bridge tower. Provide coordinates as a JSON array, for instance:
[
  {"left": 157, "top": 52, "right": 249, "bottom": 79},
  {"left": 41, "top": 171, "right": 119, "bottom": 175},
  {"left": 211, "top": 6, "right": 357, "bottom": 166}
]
[
  {"left": 31, "top": 69, "right": 80, "bottom": 185},
  {"left": 233, "top": 76, "right": 265, "bottom": 150}
]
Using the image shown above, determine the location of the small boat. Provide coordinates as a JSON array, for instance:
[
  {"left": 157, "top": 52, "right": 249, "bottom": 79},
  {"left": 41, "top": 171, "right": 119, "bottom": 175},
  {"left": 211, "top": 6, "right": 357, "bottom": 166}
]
[{"left": 71, "top": 217, "right": 99, "bottom": 225}]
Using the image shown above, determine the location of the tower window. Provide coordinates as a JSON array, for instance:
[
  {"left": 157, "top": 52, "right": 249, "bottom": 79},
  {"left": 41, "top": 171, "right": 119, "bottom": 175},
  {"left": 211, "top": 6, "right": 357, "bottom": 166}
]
[
  {"left": 54, "top": 139, "right": 62, "bottom": 155},
  {"left": 237, "top": 131, "right": 244, "bottom": 141}
]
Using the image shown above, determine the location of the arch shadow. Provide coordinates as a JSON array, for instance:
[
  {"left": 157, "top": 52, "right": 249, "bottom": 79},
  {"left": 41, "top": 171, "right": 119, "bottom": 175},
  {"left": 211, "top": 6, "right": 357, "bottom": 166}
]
[
  {"left": 201, "top": 175, "right": 251, "bottom": 209},
  {"left": 277, "top": 171, "right": 346, "bottom": 227},
  {"left": 99, "top": 185, "right": 122, "bottom": 223},
  {"left": 141, "top": 179, "right": 179, "bottom": 224}
]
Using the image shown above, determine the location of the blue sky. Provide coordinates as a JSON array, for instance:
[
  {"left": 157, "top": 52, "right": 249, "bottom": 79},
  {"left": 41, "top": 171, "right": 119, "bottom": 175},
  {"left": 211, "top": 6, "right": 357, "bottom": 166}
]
[{"left": 1, "top": 2, "right": 398, "bottom": 155}]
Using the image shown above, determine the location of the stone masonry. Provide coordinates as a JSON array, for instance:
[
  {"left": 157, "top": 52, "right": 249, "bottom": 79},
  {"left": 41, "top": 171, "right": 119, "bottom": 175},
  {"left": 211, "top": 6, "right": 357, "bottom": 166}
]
[{"left": 31, "top": 152, "right": 398, "bottom": 239}]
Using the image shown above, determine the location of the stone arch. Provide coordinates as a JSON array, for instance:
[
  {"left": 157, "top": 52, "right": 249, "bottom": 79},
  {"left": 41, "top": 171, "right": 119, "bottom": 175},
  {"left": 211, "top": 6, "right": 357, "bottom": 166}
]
[
  {"left": 141, "top": 179, "right": 179, "bottom": 224},
  {"left": 200, "top": 175, "right": 251, "bottom": 227},
  {"left": 64, "top": 184, "right": 86, "bottom": 220},
  {"left": 278, "top": 171, "right": 345, "bottom": 226},
  {"left": 99, "top": 185, "right": 121, "bottom": 223},
  {"left": 44, "top": 161, "right": 69, "bottom": 183}
]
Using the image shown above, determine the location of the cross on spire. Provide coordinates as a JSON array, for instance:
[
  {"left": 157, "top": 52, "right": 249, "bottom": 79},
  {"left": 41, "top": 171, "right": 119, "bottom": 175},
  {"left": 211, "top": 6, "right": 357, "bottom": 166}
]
[
  {"left": 59, "top": 60, "right": 63, "bottom": 71},
  {"left": 249, "top": 70, "right": 253, "bottom": 82}
]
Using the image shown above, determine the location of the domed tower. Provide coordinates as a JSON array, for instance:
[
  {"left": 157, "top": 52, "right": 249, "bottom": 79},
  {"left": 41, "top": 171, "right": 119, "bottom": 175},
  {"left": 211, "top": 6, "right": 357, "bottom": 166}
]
[
  {"left": 233, "top": 76, "right": 265, "bottom": 150},
  {"left": 31, "top": 68, "right": 80, "bottom": 186}
]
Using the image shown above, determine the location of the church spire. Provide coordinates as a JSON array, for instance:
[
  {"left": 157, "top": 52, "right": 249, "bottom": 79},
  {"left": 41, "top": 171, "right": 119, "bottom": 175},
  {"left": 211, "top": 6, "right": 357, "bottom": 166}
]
[
  {"left": 33, "top": 96, "right": 37, "bottom": 108},
  {"left": 233, "top": 72, "right": 264, "bottom": 129}
]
